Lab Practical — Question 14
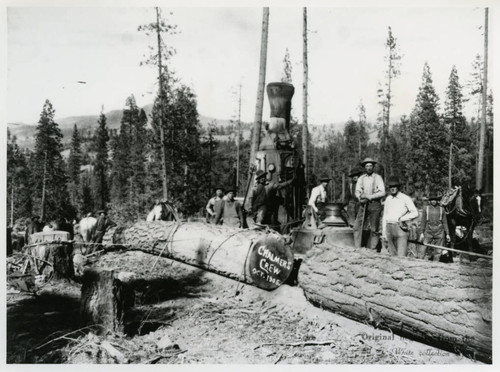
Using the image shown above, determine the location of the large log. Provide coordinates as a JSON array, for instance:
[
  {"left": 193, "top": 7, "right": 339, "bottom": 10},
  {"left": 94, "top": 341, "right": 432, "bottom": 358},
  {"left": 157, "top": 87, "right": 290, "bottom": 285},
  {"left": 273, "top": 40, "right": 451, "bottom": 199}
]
[
  {"left": 298, "top": 242, "right": 492, "bottom": 363},
  {"left": 103, "top": 221, "right": 294, "bottom": 291}
]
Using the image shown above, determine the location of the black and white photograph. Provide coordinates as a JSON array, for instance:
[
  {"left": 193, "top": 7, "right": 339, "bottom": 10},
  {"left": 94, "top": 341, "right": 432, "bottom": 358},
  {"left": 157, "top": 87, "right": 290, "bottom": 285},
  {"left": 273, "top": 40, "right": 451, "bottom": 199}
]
[{"left": 2, "top": 0, "right": 497, "bottom": 366}]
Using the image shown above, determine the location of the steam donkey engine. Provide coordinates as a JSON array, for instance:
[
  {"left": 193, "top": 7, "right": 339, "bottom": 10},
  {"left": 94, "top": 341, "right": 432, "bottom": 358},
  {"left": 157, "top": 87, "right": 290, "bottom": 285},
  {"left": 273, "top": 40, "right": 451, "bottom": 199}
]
[{"left": 244, "top": 82, "right": 306, "bottom": 231}]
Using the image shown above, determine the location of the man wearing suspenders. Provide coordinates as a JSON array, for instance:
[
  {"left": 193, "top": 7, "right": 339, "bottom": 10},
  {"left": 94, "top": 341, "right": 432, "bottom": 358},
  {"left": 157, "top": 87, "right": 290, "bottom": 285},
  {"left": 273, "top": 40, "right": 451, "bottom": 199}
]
[
  {"left": 354, "top": 158, "right": 386, "bottom": 249},
  {"left": 419, "top": 192, "right": 451, "bottom": 261}
]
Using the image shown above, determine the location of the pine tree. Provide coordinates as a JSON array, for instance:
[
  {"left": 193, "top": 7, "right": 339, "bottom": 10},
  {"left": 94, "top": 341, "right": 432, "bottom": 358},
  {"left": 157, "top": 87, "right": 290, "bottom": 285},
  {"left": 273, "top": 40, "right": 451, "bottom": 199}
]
[
  {"left": 110, "top": 96, "right": 139, "bottom": 218},
  {"left": 444, "top": 66, "right": 474, "bottom": 188},
  {"left": 32, "top": 100, "right": 73, "bottom": 220},
  {"left": 408, "top": 63, "right": 448, "bottom": 193},
  {"left": 7, "top": 130, "right": 33, "bottom": 224},
  {"left": 93, "top": 111, "right": 110, "bottom": 211},
  {"left": 67, "top": 124, "right": 83, "bottom": 207}
]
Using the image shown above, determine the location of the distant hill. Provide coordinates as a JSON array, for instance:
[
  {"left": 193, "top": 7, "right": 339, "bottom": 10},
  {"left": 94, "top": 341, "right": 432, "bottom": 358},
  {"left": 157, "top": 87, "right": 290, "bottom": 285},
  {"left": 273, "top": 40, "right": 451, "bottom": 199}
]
[{"left": 7, "top": 105, "right": 379, "bottom": 150}]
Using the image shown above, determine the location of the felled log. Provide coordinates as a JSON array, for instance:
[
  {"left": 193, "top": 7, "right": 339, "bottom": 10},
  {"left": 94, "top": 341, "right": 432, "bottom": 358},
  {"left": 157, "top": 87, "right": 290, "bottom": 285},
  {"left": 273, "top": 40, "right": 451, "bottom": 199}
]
[
  {"left": 79, "top": 268, "right": 135, "bottom": 334},
  {"left": 103, "top": 221, "right": 294, "bottom": 290},
  {"left": 299, "top": 242, "right": 492, "bottom": 363}
]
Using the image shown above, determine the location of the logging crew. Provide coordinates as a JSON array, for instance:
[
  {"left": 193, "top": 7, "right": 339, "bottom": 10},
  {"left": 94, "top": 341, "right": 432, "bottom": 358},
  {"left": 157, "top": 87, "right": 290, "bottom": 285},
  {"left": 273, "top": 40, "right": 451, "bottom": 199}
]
[
  {"left": 353, "top": 158, "right": 386, "bottom": 249},
  {"left": 92, "top": 210, "right": 116, "bottom": 244},
  {"left": 215, "top": 189, "right": 244, "bottom": 228},
  {"left": 25, "top": 215, "right": 42, "bottom": 244},
  {"left": 248, "top": 170, "right": 269, "bottom": 224},
  {"left": 344, "top": 168, "right": 363, "bottom": 227},
  {"left": 381, "top": 176, "right": 419, "bottom": 257},
  {"left": 206, "top": 187, "right": 225, "bottom": 223},
  {"left": 419, "top": 192, "right": 450, "bottom": 261},
  {"left": 307, "top": 175, "right": 331, "bottom": 229}
]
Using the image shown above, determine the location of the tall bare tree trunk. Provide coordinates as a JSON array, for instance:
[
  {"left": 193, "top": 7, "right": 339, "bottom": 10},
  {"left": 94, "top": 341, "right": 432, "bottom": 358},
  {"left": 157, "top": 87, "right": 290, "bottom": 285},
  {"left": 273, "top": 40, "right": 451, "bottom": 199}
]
[
  {"left": 250, "top": 7, "right": 269, "bottom": 167},
  {"left": 156, "top": 7, "right": 168, "bottom": 200},
  {"left": 236, "top": 83, "right": 242, "bottom": 194},
  {"left": 302, "top": 7, "right": 309, "bottom": 194},
  {"left": 476, "top": 7, "right": 488, "bottom": 191}
]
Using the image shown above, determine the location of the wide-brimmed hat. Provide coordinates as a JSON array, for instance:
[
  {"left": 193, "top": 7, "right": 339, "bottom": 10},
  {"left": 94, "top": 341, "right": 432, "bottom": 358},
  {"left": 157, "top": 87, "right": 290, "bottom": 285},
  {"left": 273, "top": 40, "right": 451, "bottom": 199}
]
[
  {"left": 348, "top": 169, "right": 364, "bottom": 177},
  {"left": 387, "top": 176, "right": 402, "bottom": 187},
  {"left": 428, "top": 192, "right": 441, "bottom": 200},
  {"left": 360, "top": 157, "right": 377, "bottom": 167},
  {"left": 255, "top": 170, "right": 267, "bottom": 180},
  {"left": 319, "top": 174, "right": 331, "bottom": 182}
]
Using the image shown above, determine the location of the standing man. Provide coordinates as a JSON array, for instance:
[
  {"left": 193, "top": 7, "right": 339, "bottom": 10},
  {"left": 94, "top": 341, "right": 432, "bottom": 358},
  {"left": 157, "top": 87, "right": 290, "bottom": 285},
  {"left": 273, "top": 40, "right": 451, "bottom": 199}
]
[
  {"left": 381, "top": 176, "right": 419, "bottom": 257},
  {"left": 353, "top": 158, "right": 386, "bottom": 249},
  {"left": 307, "top": 175, "right": 331, "bottom": 229},
  {"left": 419, "top": 192, "right": 450, "bottom": 261},
  {"left": 215, "top": 189, "right": 244, "bottom": 228},
  {"left": 25, "top": 215, "right": 42, "bottom": 245},
  {"left": 248, "top": 170, "right": 269, "bottom": 224},
  {"left": 206, "top": 187, "right": 225, "bottom": 223},
  {"left": 93, "top": 210, "right": 116, "bottom": 244},
  {"left": 344, "top": 169, "right": 363, "bottom": 227}
]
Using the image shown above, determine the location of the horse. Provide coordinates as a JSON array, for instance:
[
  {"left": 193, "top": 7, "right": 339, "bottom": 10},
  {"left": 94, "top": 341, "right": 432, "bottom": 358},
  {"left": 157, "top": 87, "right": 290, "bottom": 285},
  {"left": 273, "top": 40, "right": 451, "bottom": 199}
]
[
  {"left": 79, "top": 214, "right": 97, "bottom": 243},
  {"left": 440, "top": 186, "right": 484, "bottom": 261},
  {"left": 146, "top": 201, "right": 180, "bottom": 222}
]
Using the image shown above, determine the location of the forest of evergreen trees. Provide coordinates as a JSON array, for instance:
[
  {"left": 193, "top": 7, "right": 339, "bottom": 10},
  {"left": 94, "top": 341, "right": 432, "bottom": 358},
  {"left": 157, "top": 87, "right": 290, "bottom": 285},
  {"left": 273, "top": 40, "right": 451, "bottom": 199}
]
[{"left": 6, "top": 23, "right": 493, "bottom": 229}]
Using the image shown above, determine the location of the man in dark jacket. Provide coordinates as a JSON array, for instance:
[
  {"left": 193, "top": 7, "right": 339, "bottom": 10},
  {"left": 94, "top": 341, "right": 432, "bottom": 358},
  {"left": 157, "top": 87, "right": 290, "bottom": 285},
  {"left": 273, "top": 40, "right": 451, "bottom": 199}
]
[
  {"left": 248, "top": 170, "right": 269, "bottom": 224},
  {"left": 344, "top": 169, "right": 363, "bottom": 227},
  {"left": 93, "top": 210, "right": 116, "bottom": 244},
  {"left": 25, "top": 215, "right": 42, "bottom": 244}
]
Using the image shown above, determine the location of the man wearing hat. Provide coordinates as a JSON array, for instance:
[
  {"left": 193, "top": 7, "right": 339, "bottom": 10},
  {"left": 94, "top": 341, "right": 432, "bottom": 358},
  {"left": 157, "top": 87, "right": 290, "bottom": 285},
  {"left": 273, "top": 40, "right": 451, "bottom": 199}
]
[
  {"left": 248, "top": 170, "right": 269, "bottom": 224},
  {"left": 206, "top": 187, "right": 226, "bottom": 224},
  {"left": 307, "top": 175, "right": 331, "bottom": 229},
  {"left": 344, "top": 168, "right": 364, "bottom": 227},
  {"left": 419, "top": 192, "right": 450, "bottom": 261},
  {"left": 354, "top": 158, "right": 386, "bottom": 249},
  {"left": 381, "top": 176, "right": 419, "bottom": 257},
  {"left": 25, "top": 215, "right": 42, "bottom": 244},
  {"left": 214, "top": 189, "right": 244, "bottom": 228},
  {"left": 92, "top": 210, "right": 116, "bottom": 244}
]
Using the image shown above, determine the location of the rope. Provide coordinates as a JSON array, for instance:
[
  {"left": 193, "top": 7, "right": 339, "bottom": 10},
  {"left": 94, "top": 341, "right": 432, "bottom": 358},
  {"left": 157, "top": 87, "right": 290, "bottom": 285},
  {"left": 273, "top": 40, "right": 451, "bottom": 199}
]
[
  {"left": 207, "top": 229, "right": 249, "bottom": 267},
  {"left": 150, "top": 223, "right": 181, "bottom": 271}
]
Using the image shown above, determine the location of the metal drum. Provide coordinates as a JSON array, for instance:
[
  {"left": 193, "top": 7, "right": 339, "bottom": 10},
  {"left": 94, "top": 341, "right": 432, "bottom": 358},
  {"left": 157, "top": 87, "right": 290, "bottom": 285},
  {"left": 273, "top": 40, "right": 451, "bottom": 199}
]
[{"left": 321, "top": 202, "right": 348, "bottom": 227}]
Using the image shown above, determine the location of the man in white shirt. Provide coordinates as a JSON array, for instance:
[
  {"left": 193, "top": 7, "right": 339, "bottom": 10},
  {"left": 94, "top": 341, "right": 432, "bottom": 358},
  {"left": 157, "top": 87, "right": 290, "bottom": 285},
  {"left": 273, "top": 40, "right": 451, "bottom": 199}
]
[
  {"left": 307, "top": 175, "right": 330, "bottom": 228},
  {"left": 353, "top": 157, "right": 386, "bottom": 249},
  {"left": 206, "top": 187, "right": 225, "bottom": 223},
  {"left": 382, "top": 176, "right": 419, "bottom": 257}
]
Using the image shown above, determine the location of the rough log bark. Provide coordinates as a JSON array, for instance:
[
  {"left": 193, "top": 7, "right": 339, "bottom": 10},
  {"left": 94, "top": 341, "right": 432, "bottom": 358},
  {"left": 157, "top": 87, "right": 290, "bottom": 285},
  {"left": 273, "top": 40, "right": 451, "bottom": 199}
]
[
  {"left": 103, "top": 221, "right": 294, "bottom": 290},
  {"left": 25, "top": 242, "right": 74, "bottom": 279},
  {"left": 299, "top": 242, "right": 492, "bottom": 363}
]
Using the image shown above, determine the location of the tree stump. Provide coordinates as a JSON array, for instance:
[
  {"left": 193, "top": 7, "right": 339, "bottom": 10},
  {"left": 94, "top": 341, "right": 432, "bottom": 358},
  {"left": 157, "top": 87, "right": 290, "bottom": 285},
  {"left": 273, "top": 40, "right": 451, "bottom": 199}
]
[
  {"left": 79, "top": 268, "right": 135, "bottom": 334},
  {"left": 299, "top": 242, "right": 492, "bottom": 363},
  {"left": 25, "top": 231, "right": 74, "bottom": 280}
]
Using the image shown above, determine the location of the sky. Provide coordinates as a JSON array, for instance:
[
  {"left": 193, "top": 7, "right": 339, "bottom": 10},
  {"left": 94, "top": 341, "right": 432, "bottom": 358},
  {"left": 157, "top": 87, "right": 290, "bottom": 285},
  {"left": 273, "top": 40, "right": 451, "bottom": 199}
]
[{"left": 2, "top": 0, "right": 498, "bottom": 126}]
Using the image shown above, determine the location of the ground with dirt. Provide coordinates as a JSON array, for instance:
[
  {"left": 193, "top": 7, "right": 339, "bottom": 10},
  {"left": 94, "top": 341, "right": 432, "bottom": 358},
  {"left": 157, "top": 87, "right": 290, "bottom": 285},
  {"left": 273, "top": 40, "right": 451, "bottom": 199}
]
[{"left": 6, "top": 248, "right": 485, "bottom": 365}]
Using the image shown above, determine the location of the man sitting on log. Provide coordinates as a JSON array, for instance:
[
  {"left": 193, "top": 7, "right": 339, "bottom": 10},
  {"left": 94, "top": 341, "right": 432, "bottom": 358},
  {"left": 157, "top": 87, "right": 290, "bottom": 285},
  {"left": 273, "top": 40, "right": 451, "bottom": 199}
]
[
  {"left": 381, "top": 176, "right": 418, "bottom": 257},
  {"left": 307, "top": 175, "right": 331, "bottom": 229},
  {"left": 215, "top": 189, "right": 244, "bottom": 228}
]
